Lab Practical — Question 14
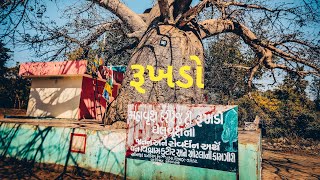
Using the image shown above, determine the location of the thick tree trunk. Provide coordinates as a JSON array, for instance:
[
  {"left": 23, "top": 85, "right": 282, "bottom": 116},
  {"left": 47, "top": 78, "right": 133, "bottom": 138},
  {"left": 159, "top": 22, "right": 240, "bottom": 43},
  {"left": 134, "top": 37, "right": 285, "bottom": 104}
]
[{"left": 106, "top": 25, "right": 205, "bottom": 124}]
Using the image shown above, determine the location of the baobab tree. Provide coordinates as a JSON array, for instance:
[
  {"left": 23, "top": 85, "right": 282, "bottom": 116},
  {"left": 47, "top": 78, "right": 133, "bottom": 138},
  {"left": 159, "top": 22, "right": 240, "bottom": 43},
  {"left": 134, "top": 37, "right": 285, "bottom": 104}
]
[{"left": 1, "top": 0, "right": 319, "bottom": 124}]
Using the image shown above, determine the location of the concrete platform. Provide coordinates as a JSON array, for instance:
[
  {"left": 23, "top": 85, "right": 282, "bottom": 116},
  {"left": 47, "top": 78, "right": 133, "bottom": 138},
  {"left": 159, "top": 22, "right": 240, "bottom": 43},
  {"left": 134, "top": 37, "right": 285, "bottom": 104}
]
[{"left": 0, "top": 118, "right": 108, "bottom": 130}]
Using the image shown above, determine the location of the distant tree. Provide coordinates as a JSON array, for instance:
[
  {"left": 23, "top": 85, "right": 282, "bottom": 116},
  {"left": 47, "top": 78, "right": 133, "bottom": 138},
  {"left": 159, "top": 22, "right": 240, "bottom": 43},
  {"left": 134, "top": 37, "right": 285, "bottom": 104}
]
[
  {"left": 205, "top": 34, "right": 259, "bottom": 104},
  {"left": 236, "top": 72, "right": 319, "bottom": 139},
  {"left": 0, "top": 43, "right": 30, "bottom": 109},
  {"left": 274, "top": 72, "right": 318, "bottom": 139},
  {"left": 0, "top": 41, "right": 11, "bottom": 107},
  {"left": 3, "top": 64, "right": 31, "bottom": 109},
  {"left": 0, "top": 41, "right": 11, "bottom": 76},
  {"left": 310, "top": 77, "right": 320, "bottom": 110}
]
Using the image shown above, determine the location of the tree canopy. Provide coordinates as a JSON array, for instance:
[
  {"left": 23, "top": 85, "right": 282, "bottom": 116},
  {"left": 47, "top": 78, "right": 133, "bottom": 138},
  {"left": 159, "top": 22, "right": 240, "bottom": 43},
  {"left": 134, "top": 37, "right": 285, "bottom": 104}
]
[{"left": 0, "top": 42, "right": 30, "bottom": 109}]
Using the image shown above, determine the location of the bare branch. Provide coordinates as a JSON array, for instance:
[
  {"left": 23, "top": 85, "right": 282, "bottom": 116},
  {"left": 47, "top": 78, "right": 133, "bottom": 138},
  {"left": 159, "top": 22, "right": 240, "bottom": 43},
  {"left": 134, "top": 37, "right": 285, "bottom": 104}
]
[
  {"left": 177, "top": 0, "right": 209, "bottom": 27},
  {"left": 223, "top": 63, "right": 251, "bottom": 70},
  {"left": 199, "top": 19, "right": 234, "bottom": 39},
  {"left": 158, "top": 0, "right": 173, "bottom": 23},
  {"left": 259, "top": 41, "right": 320, "bottom": 72},
  {"left": 1, "top": 0, "right": 29, "bottom": 39},
  {"left": 173, "top": 0, "right": 192, "bottom": 19},
  {"left": 274, "top": 39, "right": 320, "bottom": 53},
  {"left": 0, "top": 0, "right": 23, "bottom": 23},
  {"left": 52, "top": 30, "right": 80, "bottom": 45},
  {"left": 231, "top": 22, "right": 320, "bottom": 73},
  {"left": 105, "top": 40, "right": 138, "bottom": 60},
  {"left": 247, "top": 55, "right": 267, "bottom": 91},
  {"left": 50, "top": 46, "right": 68, "bottom": 61},
  {"left": 127, "top": 30, "right": 145, "bottom": 39},
  {"left": 226, "top": 2, "right": 274, "bottom": 12},
  {"left": 80, "top": 21, "right": 120, "bottom": 47},
  {"left": 201, "top": 18, "right": 319, "bottom": 81},
  {"left": 92, "top": 0, "right": 147, "bottom": 32}
]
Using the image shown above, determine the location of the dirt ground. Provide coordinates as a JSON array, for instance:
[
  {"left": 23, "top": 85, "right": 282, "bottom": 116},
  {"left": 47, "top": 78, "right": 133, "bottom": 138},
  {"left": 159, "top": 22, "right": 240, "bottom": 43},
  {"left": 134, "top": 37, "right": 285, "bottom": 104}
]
[
  {"left": 0, "top": 150, "right": 319, "bottom": 179},
  {"left": 0, "top": 157, "right": 122, "bottom": 180},
  {"left": 262, "top": 149, "right": 320, "bottom": 179}
]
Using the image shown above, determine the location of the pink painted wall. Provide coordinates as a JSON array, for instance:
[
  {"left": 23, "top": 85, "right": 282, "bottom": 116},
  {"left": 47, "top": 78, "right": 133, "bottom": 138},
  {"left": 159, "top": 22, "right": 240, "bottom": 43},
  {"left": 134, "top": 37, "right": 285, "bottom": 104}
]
[{"left": 19, "top": 60, "right": 88, "bottom": 76}]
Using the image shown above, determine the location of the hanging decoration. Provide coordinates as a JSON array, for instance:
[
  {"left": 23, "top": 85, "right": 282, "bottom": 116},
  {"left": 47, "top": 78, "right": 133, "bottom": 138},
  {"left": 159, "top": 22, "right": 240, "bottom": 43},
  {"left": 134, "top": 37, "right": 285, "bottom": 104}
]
[{"left": 103, "top": 65, "right": 113, "bottom": 102}]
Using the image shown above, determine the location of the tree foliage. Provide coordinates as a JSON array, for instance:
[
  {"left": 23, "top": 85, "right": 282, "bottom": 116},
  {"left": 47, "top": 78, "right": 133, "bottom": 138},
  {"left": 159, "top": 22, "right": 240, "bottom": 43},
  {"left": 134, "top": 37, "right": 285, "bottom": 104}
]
[
  {"left": 236, "top": 75, "right": 319, "bottom": 140},
  {"left": 0, "top": 42, "right": 30, "bottom": 109},
  {"left": 0, "top": 41, "right": 10, "bottom": 76},
  {"left": 310, "top": 77, "right": 320, "bottom": 110},
  {"left": 205, "top": 34, "right": 257, "bottom": 104}
]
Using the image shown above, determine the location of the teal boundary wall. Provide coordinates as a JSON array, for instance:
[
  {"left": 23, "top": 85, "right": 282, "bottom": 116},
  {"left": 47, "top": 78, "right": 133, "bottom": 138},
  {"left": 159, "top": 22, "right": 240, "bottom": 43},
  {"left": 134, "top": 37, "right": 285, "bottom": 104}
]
[{"left": 0, "top": 122, "right": 261, "bottom": 179}]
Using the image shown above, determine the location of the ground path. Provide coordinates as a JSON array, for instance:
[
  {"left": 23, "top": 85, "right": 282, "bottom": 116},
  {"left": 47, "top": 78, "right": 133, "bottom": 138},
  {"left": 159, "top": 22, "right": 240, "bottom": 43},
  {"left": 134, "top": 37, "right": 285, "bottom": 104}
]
[
  {"left": 262, "top": 149, "right": 320, "bottom": 179},
  {"left": 0, "top": 149, "right": 319, "bottom": 179}
]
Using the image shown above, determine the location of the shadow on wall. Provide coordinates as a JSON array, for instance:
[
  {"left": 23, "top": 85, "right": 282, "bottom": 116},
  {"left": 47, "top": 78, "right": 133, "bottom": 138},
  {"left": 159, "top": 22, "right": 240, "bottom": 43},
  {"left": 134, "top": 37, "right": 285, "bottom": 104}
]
[
  {"left": 27, "top": 83, "right": 82, "bottom": 119},
  {"left": 79, "top": 76, "right": 103, "bottom": 120},
  {"left": 0, "top": 123, "right": 126, "bottom": 178}
]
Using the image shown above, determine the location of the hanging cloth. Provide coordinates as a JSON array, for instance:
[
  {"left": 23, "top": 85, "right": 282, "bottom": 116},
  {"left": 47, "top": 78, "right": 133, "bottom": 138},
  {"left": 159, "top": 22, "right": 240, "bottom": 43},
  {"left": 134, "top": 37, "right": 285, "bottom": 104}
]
[{"left": 102, "top": 65, "right": 113, "bottom": 102}]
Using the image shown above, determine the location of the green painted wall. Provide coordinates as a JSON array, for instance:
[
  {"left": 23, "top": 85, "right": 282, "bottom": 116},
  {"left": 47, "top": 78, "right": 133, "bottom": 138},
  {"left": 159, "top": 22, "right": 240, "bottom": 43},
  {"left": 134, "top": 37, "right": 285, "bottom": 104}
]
[
  {"left": 0, "top": 123, "right": 261, "bottom": 179},
  {"left": 126, "top": 158, "right": 236, "bottom": 180},
  {"left": 239, "top": 131, "right": 262, "bottom": 180},
  {"left": 0, "top": 123, "right": 126, "bottom": 176}
]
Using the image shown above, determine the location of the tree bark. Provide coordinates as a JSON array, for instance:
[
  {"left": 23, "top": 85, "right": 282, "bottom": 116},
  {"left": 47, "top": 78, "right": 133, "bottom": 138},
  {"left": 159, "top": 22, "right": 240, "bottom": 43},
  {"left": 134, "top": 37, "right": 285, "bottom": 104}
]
[{"left": 106, "top": 25, "right": 205, "bottom": 123}]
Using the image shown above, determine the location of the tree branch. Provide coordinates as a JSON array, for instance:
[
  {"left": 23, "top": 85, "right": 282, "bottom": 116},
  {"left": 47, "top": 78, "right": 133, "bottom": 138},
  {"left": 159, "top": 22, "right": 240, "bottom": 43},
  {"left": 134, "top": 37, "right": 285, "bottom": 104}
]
[
  {"left": 81, "top": 21, "right": 120, "bottom": 47},
  {"left": 248, "top": 56, "right": 265, "bottom": 91},
  {"left": 257, "top": 40, "right": 320, "bottom": 72},
  {"left": 173, "top": 0, "right": 192, "bottom": 20},
  {"left": 199, "top": 19, "right": 234, "bottom": 39},
  {"left": 231, "top": 21, "right": 320, "bottom": 74},
  {"left": 201, "top": 19, "right": 320, "bottom": 79},
  {"left": 142, "top": 4, "right": 161, "bottom": 26},
  {"left": 105, "top": 40, "right": 138, "bottom": 60},
  {"left": 274, "top": 39, "right": 319, "bottom": 53},
  {"left": 158, "top": 0, "right": 173, "bottom": 23},
  {"left": 177, "top": 0, "right": 209, "bottom": 27},
  {"left": 225, "top": 2, "right": 274, "bottom": 12},
  {"left": 223, "top": 63, "right": 251, "bottom": 70},
  {"left": 92, "top": 0, "right": 147, "bottom": 32},
  {"left": 142, "top": 1, "right": 174, "bottom": 27}
]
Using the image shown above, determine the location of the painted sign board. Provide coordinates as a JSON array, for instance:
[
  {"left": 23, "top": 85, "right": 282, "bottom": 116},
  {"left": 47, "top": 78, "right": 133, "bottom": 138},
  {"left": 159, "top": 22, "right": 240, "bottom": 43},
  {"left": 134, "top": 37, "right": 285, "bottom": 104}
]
[{"left": 126, "top": 103, "right": 238, "bottom": 172}]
